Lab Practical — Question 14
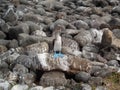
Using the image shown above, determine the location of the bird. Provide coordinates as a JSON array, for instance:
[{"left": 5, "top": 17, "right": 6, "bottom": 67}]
[{"left": 53, "top": 24, "right": 64, "bottom": 59}]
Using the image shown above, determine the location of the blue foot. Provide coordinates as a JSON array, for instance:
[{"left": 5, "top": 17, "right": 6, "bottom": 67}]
[
  {"left": 53, "top": 53, "right": 59, "bottom": 59},
  {"left": 58, "top": 53, "right": 64, "bottom": 58}
]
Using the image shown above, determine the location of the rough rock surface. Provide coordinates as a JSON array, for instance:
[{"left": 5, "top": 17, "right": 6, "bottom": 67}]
[
  {"left": 0, "top": 0, "right": 120, "bottom": 89},
  {"left": 40, "top": 71, "right": 67, "bottom": 87}
]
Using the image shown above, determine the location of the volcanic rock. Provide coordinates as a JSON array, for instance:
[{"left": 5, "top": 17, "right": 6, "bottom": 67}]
[{"left": 40, "top": 71, "right": 67, "bottom": 87}]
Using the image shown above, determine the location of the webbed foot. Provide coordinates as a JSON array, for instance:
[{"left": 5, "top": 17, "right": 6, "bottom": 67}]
[
  {"left": 58, "top": 52, "right": 64, "bottom": 58},
  {"left": 53, "top": 53, "right": 59, "bottom": 59}
]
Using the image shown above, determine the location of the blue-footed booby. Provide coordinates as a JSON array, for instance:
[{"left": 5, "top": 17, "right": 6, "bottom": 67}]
[{"left": 53, "top": 25, "right": 64, "bottom": 59}]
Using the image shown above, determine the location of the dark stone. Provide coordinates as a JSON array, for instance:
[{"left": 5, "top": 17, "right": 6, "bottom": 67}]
[
  {"left": 88, "top": 77, "right": 103, "bottom": 86},
  {"left": 108, "top": 0, "right": 119, "bottom": 6},
  {"left": 107, "top": 60, "right": 119, "bottom": 67},
  {"left": 0, "top": 39, "right": 10, "bottom": 46},
  {"left": 22, "top": 14, "right": 43, "bottom": 23},
  {"left": 96, "top": 86, "right": 107, "bottom": 90},
  {"left": 26, "top": 21, "right": 41, "bottom": 33},
  {"left": 0, "top": 61, "right": 8, "bottom": 69},
  {"left": 40, "top": 71, "right": 67, "bottom": 87},
  {"left": 112, "top": 29, "right": 120, "bottom": 39},
  {"left": 19, "top": 73, "right": 36, "bottom": 85},
  {"left": 93, "top": 68, "right": 113, "bottom": 78},
  {"left": 80, "top": 83, "right": 92, "bottom": 90},
  {"left": 72, "top": 20, "right": 89, "bottom": 30},
  {"left": 0, "top": 45, "right": 7, "bottom": 54},
  {"left": 109, "top": 18, "right": 120, "bottom": 29},
  {"left": 34, "top": 8, "right": 46, "bottom": 15},
  {"left": 93, "top": 0, "right": 109, "bottom": 7},
  {"left": 112, "top": 5, "right": 120, "bottom": 15},
  {"left": 0, "top": 31, "right": 6, "bottom": 39},
  {"left": 7, "top": 39, "right": 18, "bottom": 48},
  {"left": 50, "top": 19, "right": 69, "bottom": 31},
  {"left": 3, "top": 5, "right": 18, "bottom": 22},
  {"left": 0, "top": 23, "right": 10, "bottom": 33},
  {"left": 14, "top": 55, "right": 33, "bottom": 69},
  {"left": 13, "top": 64, "right": 28, "bottom": 74},
  {"left": 89, "top": 66, "right": 101, "bottom": 75},
  {"left": 75, "top": 71, "right": 91, "bottom": 83},
  {"left": 8, "top": 23, "right": 29, "bottom": 39}
]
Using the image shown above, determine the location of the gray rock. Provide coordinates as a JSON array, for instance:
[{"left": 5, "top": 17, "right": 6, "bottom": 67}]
[
  {"left": 0, "top": 71, "right": 5, "bottom": 79},
  {"left": 109, "top": 18, "right": 120, "bottom": 29},
  {"left": 74, "top": 30, "right": 93, "bottom": 46},
  {"left": 107, "top": 60, "right": 119, "bottom": 67},
  {"left": 7, "top": 39, "right": 18, "bottom": 48},
  {"left": 30, "top": 86, "right": 43, "bottom": 90},
  {"left": 93, "top": 68, "right": 114, "bottom": 77},
  {"left": 0, "top": 31, "right": 6, "bottom": 39},
  {"left": 19, "top": 73, "right": 36, "bottom": 85},
  {"left": 62, "top": 47, "right": 82, "bottom": 56},
  {"left": 68, "top": 2, "right": 76, "bottom": 9},
  {"left": 0, "top": 23, "right": 10, "bottom": 33},
  {"left": 90, "top": 28, "right": 103, "bottom": 43},
  {"left": 0, "top": 48, "right": 17, "bottom": 63},
  {"left": 40, "top": 71, "right": 67, "bottom": 87},
  {"left": 89, "top": 19, "right": 101, "bottom": 29},
  {"left": 89, "top": 66, "right": 102, "bottom": 75},
  {"left": 31, "top": 30, "right": 47, "bottom": 37},
  {"left": 82, "top": 44, "right": 99, "bottom": 53},
  {"left": 43, "top": 17, "right": 53, "bottom": 25},
  {"left": 26, "top": 21, "right": 41, "bottom": 33},
  {"left": 25, "top": 42, "right": 49, "bottom": 57},
  {"left": 50, "top": 19, "right": 69, "bottom": 31},
  {"left": 55, "top": 12, "right": 66, "bottom": 20},
  {"left": 88, "top": 77, "right": 103, "bottom": 86},
  {"left": 13, "top": 64, "right": 28, "bottom": 74},
  {"left": 112, "top": 29, "right": 120, "bottom": 39},
  {"left": 112, "top": 5, "right": 120, "bottom": 14},
  {"left": 16, "top": 10, "right": 24, "bottom": 20},
  {"left": 80, "top": 83, "right": 92, "bottom": 90},
  {"left": 11, "top": 84, "right": 29, "bottom": 90},
  {"left": 0, "top": 19, "right": 5, "bottom": 26},
  {"left": 72, "top": 20, "right": 89, "bottom": 30},
  {"left": 8, "top": 23, "right": 29, "bottom": 39},
  {"left": 75, "top": 71, "right": 91, "bottom": 83},
  {"left": 93, "top": 0, "right": 108, "bottom": 7},
  {"left": 6, "top": 71, "right": 18, "bottom": 84},
  {"left": 40, "top": 0, "right": 63, "bottom": 11},
  {"left": 14, "top": 55, "right": 33, "bottom": 68},
  {"left": 0, "top": 79, "right": 11, "bottom": 90},
  {"left": 34, "top": 8, "right": 46, "bottom": 15},
  {"left": 22, "top": 13, "right": 43, "bottom": 23},
  {"left": 95, "top": 86, "right": 107, "bottom": 90},
  {"left": 19, "top": 0, "right": 34, "bottom": 5},
  {"left": 36, "top": 53, "right": 92, "bottom": 74},
  {"left": 54, "top": 2, "right": 64, "bottom": 10},
  {"left": 76, "top": 6, "right": 92, "bottom": 15},
  {"left": 3, "top": 5, "right": 17, "bottom": 22},
  {"left": 0, "top": 40, "right": 10, "bottom": 46},
  {"left": 18, "top": 34, "right": 37, "bottom": 46},
  {"left": 43, "top": 86, "right": 54, "bottom": 90},
  {"left": 108, "top": 0, "right": 119, "bottom": 6},
  {"left": 6, "top": 52, "right": 20, "bottom": 65},
  {"left": 77, "top": 0, "right": 93, "bottom": 7},
  {"left": 0, "top": 45, "right": 7, "bottom": 54},
  {"left": 82, "top": 44, "right": 99, "bottom": 60},
  {"left": 62, "top": 37, "right": 80, "bottom": 51},
  {"left": 0, "top": 61, "right": 8, "bottom": 69}
]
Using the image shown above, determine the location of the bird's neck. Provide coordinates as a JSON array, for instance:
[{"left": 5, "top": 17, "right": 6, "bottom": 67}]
[{"left": 55, "top": 33, "right": 61, "bottom": 40}]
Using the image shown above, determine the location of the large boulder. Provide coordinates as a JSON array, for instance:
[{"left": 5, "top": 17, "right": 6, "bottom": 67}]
[
  {"left": 35, "top": 53, "right": 92, "bottom": 73},
  {"left": 39, "top": 71, "right": 67, "bottom": 87}
]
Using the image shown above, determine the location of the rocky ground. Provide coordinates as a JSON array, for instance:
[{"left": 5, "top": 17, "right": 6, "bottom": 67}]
[{"left": 0, "top": 0, "right": 120, "bottom": 90}]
